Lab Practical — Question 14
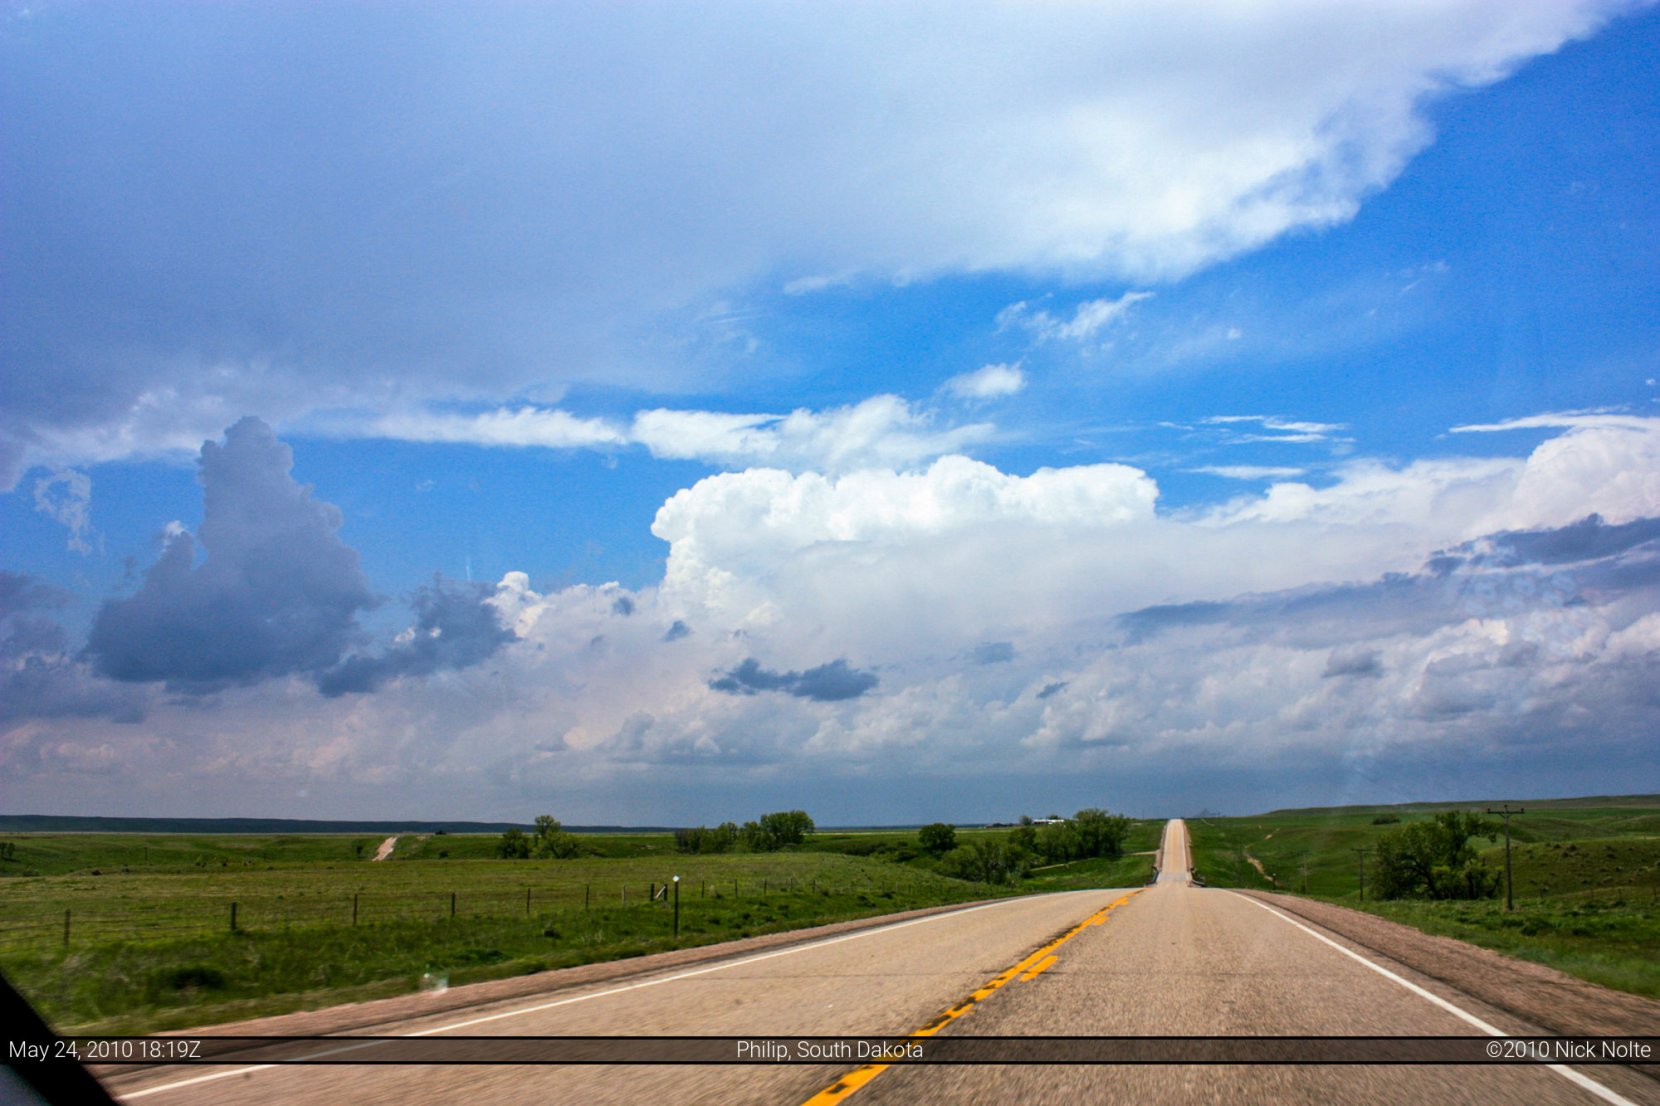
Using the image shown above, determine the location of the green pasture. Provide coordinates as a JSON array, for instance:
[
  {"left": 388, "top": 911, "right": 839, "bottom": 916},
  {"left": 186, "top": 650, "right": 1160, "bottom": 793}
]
[
  {"left": 0, "top": 820, "right": 1156, "bottom": 1034},
  {"left": 1185, "top": 797, "right": 1660, "bottom": 998}
]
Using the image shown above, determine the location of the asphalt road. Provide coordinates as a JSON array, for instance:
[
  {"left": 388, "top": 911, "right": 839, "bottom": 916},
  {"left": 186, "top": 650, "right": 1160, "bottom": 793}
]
[{"left": 105, "top": 821, "right": 1657, "bottom": 1106}]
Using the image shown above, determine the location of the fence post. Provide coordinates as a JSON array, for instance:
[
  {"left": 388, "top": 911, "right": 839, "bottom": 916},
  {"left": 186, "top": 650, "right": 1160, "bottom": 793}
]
[
  {"left": 584, "top": 883, "right": 590, "bottom": 910},
  {"left": 353, "top": 893, "right": 359, "bottom": 926},
  {"left": 63, "top": 908, "right": 70, "bottom": 948},
  {"left": 230, "top": 902, "right": 238, "bottom": 932},
  {"left": 525, "top": 887, "right": 531, "bottom": 916},
  {"left": 450, "top": 891, "right": 457, "bottom": 918}
]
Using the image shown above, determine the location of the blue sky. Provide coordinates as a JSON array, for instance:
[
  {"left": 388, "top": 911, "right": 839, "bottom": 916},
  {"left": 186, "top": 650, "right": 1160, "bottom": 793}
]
[{"left": 3, "top": 1, "right": 1658, "bottom": 823}]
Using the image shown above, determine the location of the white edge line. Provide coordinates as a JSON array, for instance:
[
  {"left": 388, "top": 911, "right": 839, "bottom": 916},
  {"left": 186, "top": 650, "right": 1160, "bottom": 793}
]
[
  {"left": 1234, "top": 893, "right": 1640, "bottom": 1106},
  {"left": 121, "top": 892, "right": 1101, "bottom": 1101}
]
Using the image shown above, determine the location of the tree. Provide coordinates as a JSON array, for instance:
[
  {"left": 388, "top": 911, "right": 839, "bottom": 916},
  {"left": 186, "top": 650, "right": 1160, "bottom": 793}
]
[
  {"left": 1032, "top": 808, "right": 1131, "bottom": 863},
  {"left": 1071, "top": 808, "right": 1132, "bottom": 860},
  {"left": 941, "top": 839, "right": 1030, "bottom": 885},
  {"left": 918, "top": 823, "right": 957, "bottom": 855},
  {"left": 495, "top": 827, "right": 530, "bottom": 859},
  {"left": 530, "top": 815, "right": 583, "bottom": 860},
  {"left": 741, "top": 810, "right": 816, "bottom": 852},
  {"left": 1372, "top": 812, "right": 1499, "bottom": 900},
  {"left": 675, "top": 822, "right": 738, "bottom": 854}
]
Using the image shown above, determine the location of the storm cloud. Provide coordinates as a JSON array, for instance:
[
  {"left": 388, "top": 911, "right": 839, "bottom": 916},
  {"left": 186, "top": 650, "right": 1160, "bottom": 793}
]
[
  {"left": 85, "top": 418, "right": 375, "bottom": 690},
  {"left": 1, "top": 572, "right": 145, "bottom": 724},
  {"left": 709, "top": 657, "right": 879, "bottom": 702},
  {"left": 317, "top": 576, "right": 518, "bottom": 697}
]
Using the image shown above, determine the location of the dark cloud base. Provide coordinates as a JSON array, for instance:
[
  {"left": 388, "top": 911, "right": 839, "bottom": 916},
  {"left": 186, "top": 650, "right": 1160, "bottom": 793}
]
[{"left": 710, "top": 657, "right": 878, "bottom": 702}]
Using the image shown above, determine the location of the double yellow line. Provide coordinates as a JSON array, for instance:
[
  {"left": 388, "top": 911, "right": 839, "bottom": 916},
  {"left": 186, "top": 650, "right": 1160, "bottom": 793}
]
[{"left": 800, "top": 890, "right": 1142, "bottom": 1105}]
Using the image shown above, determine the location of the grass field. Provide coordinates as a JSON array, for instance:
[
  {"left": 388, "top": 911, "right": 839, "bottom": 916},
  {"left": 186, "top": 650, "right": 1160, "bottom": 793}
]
[
  {"left": 0, "top": 822, "right": 1154, "bottom": 1033},
  {"left": 1184, "top": 797, "right": 1660, "bottom": 998}
]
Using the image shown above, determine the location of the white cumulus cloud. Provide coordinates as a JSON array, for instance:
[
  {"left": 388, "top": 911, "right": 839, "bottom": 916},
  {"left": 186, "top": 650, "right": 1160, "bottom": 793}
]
[{"left": 944, "top": 363, "right": 1026, "bottom": 400}]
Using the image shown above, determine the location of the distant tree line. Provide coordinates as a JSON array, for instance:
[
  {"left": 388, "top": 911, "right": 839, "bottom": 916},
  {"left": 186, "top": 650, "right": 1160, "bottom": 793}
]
[
  {"left": 922, "top": 808, "right": 1134, "bottom": 885},
  {"left": 676, "top": 810, "right": 816, "bottom": 854},
  {"left": 496, "top": 815, "right": 584, "bottom": 860}
]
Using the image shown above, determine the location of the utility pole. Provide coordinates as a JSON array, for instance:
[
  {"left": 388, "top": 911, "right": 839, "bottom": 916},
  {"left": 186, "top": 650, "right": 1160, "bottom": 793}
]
[
  {"left": 1352, "top": 847, "right": 1371, "bottom": 902},
  {"left": 1486, "top": 804, "right": 1525, "bottom": 912}
]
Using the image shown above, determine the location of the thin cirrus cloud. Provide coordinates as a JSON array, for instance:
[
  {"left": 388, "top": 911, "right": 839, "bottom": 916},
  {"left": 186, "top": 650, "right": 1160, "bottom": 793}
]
[
  {"left": 364, "top": 395, "right": 996, "bottom": 475},
  {"left": 997, "top": 291, "right": 1154, "bottom": 343},
  {"left": 1189, "top": 465, "right": 1309, "bottom": 481},
  {"left": 0, "top": 2, "right": 1630, "bottom": 483},
  {"left": 1199, "top": 415, "right": 1350, "bottom": 445}
]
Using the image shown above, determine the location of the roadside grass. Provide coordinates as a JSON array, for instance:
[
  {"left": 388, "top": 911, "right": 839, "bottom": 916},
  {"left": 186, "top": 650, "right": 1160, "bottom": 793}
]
[
  {"left": 1355, "top": 891, "right": 1660, "bottom": 999},
  {"left": 0, "top": 849, "right": 1017, "bottom": 1032},
  {"left": 1185, "top": 799, "right": 1660, "bottom": 999},
  {"left": 0, "top": 820, "right": 1156, "bottom": 1033}
]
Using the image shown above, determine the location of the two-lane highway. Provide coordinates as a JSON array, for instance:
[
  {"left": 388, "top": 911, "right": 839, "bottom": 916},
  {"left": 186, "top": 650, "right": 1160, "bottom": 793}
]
[{"left": 107, "top": 821, "right": 1658, "bottom": 1106}]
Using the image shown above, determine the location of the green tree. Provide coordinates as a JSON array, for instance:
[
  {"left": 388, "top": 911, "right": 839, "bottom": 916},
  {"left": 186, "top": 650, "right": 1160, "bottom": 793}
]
[
  {"left": 741, "top": 810, "right": 815, "bottom": 851},
  {"left": 1372, "top": 812, "right": 1499, "bottom": 900},
  {"left": 941, "top": 839, "right": 1030, "bottom": 885},
  {"left": 675, "top": 822, "right": 738, "bottom": 854},
  {"left": 495, "top": 827, "right": 530, "bottom": 859},
  {"left": 918, "top": 823, "right": 957, "bottom": 855},
  {"left": 1071, "top": 808, "right": 1132, "bottom": 860},
  {"left": 530, "top": 815, "right": 583, "bottom": 860}
]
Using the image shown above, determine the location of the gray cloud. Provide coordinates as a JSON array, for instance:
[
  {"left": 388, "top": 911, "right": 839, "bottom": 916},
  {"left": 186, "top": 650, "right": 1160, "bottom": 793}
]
[
  {"left": 1451, "top": 513, "right": 1660, "bottom": 569},
  {"left": 662, "top": 620, "right": 691, "bottom": 642},
  {"left": 1322, "top": 647, "right": 1382, "bottom": 679},
  {"left": 970, "top": 641, "right": 1016, "bottom": 665},
  {"left": 709, "top": 657, "right": 878, "bottom": 702},
  {"left": 1, "top": 572, "right": 145, "bottom": 724},
  {"left": 317, "top": 577, "right": 518, "bottom": 697},
  {"left": 85, "top": 418, "right": 376, "bottom": 691}
]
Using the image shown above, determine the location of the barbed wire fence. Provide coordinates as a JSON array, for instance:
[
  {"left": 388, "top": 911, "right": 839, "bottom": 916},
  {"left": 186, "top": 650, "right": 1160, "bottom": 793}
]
[{"left": 0, "top": 868, "right": 969, "bottom": 956}]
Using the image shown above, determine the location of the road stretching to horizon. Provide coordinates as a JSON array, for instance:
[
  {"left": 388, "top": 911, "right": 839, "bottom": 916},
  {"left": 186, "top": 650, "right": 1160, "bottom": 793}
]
[{"left": 105, "top": 821, "right": 1656, "bottom": 1106}]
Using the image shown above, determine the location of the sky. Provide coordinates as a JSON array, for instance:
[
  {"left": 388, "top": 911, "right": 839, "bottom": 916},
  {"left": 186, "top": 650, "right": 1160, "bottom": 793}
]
[{"left": 3, "top": 1, "right": 1658, "bottom": 825}]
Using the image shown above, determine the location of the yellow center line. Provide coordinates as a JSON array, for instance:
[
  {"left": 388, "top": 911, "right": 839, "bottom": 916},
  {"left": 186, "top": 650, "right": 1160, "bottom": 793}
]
[
  {"left": 799, "top": 890, "right": 1142, "bottom": 1106},
  {"left": 1018, "top": 955, "right": 1058, "bottom": 982}
]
